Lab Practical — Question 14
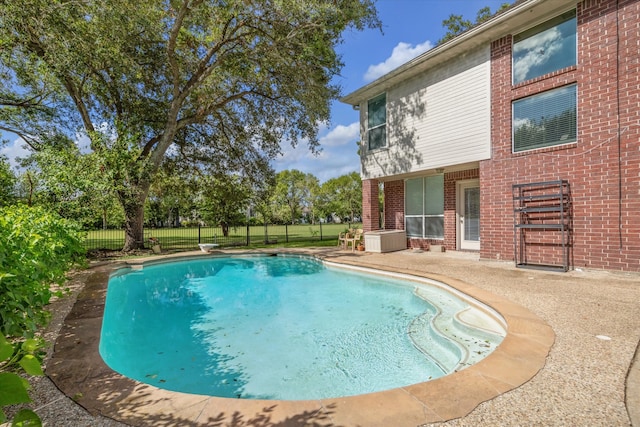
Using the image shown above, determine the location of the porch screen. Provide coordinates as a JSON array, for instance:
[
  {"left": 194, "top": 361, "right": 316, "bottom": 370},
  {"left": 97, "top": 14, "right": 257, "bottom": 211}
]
[{"left": 405, "top": 175, "right": 444, "bottom": 239}]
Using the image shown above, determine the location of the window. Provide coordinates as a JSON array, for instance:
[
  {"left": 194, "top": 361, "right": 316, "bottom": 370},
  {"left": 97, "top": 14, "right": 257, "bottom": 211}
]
[
  {"left": 405, "top": 175, "right": 444, "bottom": 239},
  {"left": 513, "top": 84, "right": 577, "bottom": 152},
  {"left": 367, "top": 93, "right": 386, "bottom": 150},
  {"left": 513, "top": 10, "right": 576, "bottom": 84}
]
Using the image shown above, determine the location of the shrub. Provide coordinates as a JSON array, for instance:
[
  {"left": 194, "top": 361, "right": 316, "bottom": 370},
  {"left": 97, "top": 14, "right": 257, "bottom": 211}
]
[
  {"left": 0, "top": 205, "right": 85, "bottom": 425},
  {"left": 0, "top": 205, "right": 85, "bottom": 337}
]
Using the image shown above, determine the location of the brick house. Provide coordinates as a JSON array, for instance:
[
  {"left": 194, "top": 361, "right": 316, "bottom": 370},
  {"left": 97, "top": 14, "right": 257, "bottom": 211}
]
[{"left": 341, "top": 0, "right": 639, "bottom": 271}]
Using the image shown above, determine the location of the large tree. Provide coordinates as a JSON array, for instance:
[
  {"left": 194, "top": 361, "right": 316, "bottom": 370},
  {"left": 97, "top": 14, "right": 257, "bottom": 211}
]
[
  {"left": 0, "top": 0, "right": 379, "bottom": 250},
  {"left": 200, "top": 173, "right": 252, "bottom": 236},
  {"left": 320, "top": 171, "right": 361, "bottom": 221},
  {"left": 272, "top": 169, "right": 318, "bottom": 224}
]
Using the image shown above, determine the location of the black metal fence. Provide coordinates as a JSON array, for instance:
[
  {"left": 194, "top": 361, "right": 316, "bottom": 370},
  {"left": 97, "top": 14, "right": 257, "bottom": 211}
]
[{"left": 83, "top": 223, "right": 361, "bottom": 251}]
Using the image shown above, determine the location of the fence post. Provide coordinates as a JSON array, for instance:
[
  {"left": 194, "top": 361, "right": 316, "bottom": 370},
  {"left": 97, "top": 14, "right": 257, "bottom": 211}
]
[
  {"left": 285, "top": 224, "right": 289, "bottom": 243},
  {"left": 198, "top": 225, "right": 201, "bottom": 244},
  {"left": 319, "top": 221, "right": 323, "bottom": 241},
  {"left": 246, "top": 224, "right": 250, "bottom": 246},
  {"left": 264, "top": 223, "right": 269, "bottom": 244}
]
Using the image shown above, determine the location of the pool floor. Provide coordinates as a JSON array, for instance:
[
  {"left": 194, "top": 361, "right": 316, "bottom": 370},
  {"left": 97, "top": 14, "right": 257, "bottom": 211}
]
[{"left": 47, "top": 250, "right": 554, "bottom": 426}]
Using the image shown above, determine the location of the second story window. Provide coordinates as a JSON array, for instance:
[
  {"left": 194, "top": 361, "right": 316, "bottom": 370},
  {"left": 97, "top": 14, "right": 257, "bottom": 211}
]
[
  {"left": 367, "top": 93, "right": 386, "bottom": 150},
  {"left": 513, "top": 10, "right": 576, "bottom": 84},
  {"left": 513, "top": 84, "right": 577, "bottom": 152}
]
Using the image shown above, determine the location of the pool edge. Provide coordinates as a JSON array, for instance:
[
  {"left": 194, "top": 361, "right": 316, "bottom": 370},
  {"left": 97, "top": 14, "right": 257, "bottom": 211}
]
[{"left": 47, "top": 249, "right": 555, "bottom": 427}]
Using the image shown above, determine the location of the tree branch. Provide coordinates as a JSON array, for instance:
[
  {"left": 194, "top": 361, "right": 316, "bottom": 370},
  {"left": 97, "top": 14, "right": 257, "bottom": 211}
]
[{"left": 0, "top": 125, "right": 40, "bottom": 151}]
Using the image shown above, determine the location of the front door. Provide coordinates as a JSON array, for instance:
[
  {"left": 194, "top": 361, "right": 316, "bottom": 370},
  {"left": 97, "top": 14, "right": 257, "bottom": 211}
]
[{"left": 458, "top": 180, "right": 480, "bottom": 250}]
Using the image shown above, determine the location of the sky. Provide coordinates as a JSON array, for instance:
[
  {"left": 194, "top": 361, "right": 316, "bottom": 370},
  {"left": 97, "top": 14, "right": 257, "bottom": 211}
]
[{"left": 1, "top": 0, "right": 511, "bottom": 183}]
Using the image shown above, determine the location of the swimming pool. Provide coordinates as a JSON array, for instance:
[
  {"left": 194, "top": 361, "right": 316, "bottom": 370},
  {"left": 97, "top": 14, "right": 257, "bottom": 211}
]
[{"left": 99, "top": 254, "right": 505, "bottom": 400}]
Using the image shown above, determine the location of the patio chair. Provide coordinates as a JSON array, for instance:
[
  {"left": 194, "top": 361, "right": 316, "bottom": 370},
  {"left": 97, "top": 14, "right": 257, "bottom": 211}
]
[
  {"left": 345, "top": 228, "right": 363, "bottom": 252},
  {"left": 338, "top": 230, "right": 351, "bottom": 250}
]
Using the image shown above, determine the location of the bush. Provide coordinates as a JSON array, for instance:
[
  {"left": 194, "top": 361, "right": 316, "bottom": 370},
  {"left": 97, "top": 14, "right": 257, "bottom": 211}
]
[
  {"left": 0, "top": 205, "right": 85, "bottom": 425},
  {"left": 0, "top": 205, "right": 85, "bottom": 338}
]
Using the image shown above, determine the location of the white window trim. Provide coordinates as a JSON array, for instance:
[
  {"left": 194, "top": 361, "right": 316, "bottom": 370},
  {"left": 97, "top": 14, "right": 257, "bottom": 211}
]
[{"left": 366, "top": 93, "right": 387, "bottom": 151}]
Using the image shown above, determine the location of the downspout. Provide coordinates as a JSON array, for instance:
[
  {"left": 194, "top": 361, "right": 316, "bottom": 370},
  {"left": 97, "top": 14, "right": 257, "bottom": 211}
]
[{"left": 615, "top": 0, "right": 622, "bottom": 251}]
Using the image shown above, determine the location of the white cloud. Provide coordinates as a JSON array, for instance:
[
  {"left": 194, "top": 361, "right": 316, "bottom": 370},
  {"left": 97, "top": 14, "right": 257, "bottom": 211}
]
[
  {"left": 364, "top": 40, "right": 433, "bottom": 82},
  {"left": 0, "top": 137, "right": 31, "bottom": 169},
  {"left": 318, "top": 123, "right": 359, "bottom": 147},
  {"left": 272, "top": 122, "right": 361, "bottom": 182}
]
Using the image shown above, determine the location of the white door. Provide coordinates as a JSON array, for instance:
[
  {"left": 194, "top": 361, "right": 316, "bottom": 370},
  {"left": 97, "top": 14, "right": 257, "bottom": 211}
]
[{"left": 458, "top": 180, "right": 480, "bottom": 251}]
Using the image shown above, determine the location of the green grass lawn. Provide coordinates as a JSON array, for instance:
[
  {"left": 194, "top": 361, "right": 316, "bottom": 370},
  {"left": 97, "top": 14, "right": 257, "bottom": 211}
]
[{"left": 85, "top": 223, "right": 361, "bottom": 251}]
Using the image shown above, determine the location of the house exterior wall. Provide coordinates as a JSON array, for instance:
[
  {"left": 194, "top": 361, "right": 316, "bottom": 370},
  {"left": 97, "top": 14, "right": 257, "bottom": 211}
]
[
  {"left": 360, "top": 45, "right": 491, "bottom": 180},
  {"left": 357, "top": 0, "right": 639, "bottom": 271},
  {"left": 482, "top": 0, "right": 640, "bottom": 270}
]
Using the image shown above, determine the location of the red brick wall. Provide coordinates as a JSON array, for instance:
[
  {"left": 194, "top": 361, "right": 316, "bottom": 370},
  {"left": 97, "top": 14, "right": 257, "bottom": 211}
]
[
  {"left": 362, "top": 179, "right": 379, "bottom": 232},
  {"left": 382, "top": 170, "right": 479, "bottom": 251},
  {"left": 383, "top": 180, "right": 404, "bottom": 230},
  {"left": 483, "top": 0, "right": 640, "bottom": 270},
  {"left": 445, "top": 169, "right": 480, "bottom": 250}
]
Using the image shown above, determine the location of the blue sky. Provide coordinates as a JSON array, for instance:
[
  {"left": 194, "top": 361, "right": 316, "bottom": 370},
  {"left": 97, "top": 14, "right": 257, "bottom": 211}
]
[
  {"left": 273, "top": 0, "right": 511, "bottom": 182},
  {"left": 1, "top": 0, "right": 510, "bottom": 182}
]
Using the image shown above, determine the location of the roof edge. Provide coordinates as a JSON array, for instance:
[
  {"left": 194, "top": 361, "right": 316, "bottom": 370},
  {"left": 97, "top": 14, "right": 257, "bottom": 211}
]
[{"left": 340, "top": 0, "right": 575, "bottom": 105}]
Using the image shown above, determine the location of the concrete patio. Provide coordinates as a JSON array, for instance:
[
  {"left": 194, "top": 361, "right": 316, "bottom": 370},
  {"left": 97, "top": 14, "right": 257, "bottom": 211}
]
[{"left": 15, "top": 248, "right": 640, "bottom": 426}]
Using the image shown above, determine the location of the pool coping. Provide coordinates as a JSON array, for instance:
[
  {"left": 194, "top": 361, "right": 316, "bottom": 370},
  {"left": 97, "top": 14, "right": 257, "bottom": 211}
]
[{"left": 47, "top": 250, "right": 555, "bottom": 427}]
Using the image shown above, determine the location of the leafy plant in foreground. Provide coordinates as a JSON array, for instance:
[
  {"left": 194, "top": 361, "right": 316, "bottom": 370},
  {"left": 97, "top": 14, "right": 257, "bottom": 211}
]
[
  {"left": 0, "top": 205, "right": 85, "bottom": 337},
  {"left": 0, "top": 205, "right": 85, "bottom": 425},
  {"left": 0, "top": 333, "right": 44, "bottom": 426}
]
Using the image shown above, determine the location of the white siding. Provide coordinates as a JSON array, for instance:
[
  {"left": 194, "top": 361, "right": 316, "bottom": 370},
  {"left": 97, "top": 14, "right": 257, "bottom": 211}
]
[{"left": 361, "top": 45, "right": 491, "bottom": 180}]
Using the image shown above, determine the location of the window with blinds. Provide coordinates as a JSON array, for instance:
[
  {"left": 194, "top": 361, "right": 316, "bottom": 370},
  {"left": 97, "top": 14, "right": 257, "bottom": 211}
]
[{"left": 513, "top": 84, "right": 577, "bottom": 152}]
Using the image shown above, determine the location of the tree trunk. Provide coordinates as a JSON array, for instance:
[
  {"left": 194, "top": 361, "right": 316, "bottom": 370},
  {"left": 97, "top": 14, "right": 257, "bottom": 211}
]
[
  {"left": 120, "top": 185, "right": 150, "bottom": 251},
  {"left": 123, "top": 203, "right": 146, "bottom": 251}
]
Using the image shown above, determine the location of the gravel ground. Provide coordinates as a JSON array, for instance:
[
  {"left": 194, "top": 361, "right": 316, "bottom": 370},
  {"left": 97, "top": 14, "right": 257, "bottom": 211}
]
[{"left": 7, "top": 249, "right": 640, "bottom": 427}]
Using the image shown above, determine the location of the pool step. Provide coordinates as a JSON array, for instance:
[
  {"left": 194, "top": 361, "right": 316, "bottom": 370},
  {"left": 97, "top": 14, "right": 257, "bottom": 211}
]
[{"left": 408, "top": 288, "right": 506, "bottom": 373}]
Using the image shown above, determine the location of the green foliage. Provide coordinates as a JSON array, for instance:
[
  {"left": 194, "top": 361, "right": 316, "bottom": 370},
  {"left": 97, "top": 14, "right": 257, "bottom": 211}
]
[
  {"left": 0, "top": 156, "right": 16, "bottom": 207},
  {"left": 200, "top": 174, "right": 252, "bottom": 236},
  {"left": 439, "top": 2, "right": 512, "bottom": 44},
  {"left": 17, "top": 143, "right": 120, "bottom": 228},
  {"left": 0, "top": 0, "right": 381, "bottom": 250},
  {"left": 0, "top": 205, "right": 81, "bottom": 425},
  {"left": 0, "top": 332, "right": 45, "bottom": 425},
  {"left": 272, "top": 170, "right": 319, "bottom": 224},
  {"left": 318, "top": 172, "right": 362, "bottom": 221},
  {"left": 0, "top": 205, "right": 85, "bottom": 337}
]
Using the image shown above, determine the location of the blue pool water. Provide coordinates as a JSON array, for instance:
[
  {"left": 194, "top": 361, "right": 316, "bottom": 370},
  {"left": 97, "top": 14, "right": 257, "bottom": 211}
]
[{"left": 100, "top": 255, "right": 504, "bottom": 400}]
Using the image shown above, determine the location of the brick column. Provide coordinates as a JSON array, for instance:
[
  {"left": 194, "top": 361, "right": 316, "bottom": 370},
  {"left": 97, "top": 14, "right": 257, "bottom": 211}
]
[
  {"left": 384, "top": 180, "right": 405, "bottom": 230},
  {"left": 362, "top": 179, "right": 379, "bottom": 232}
]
